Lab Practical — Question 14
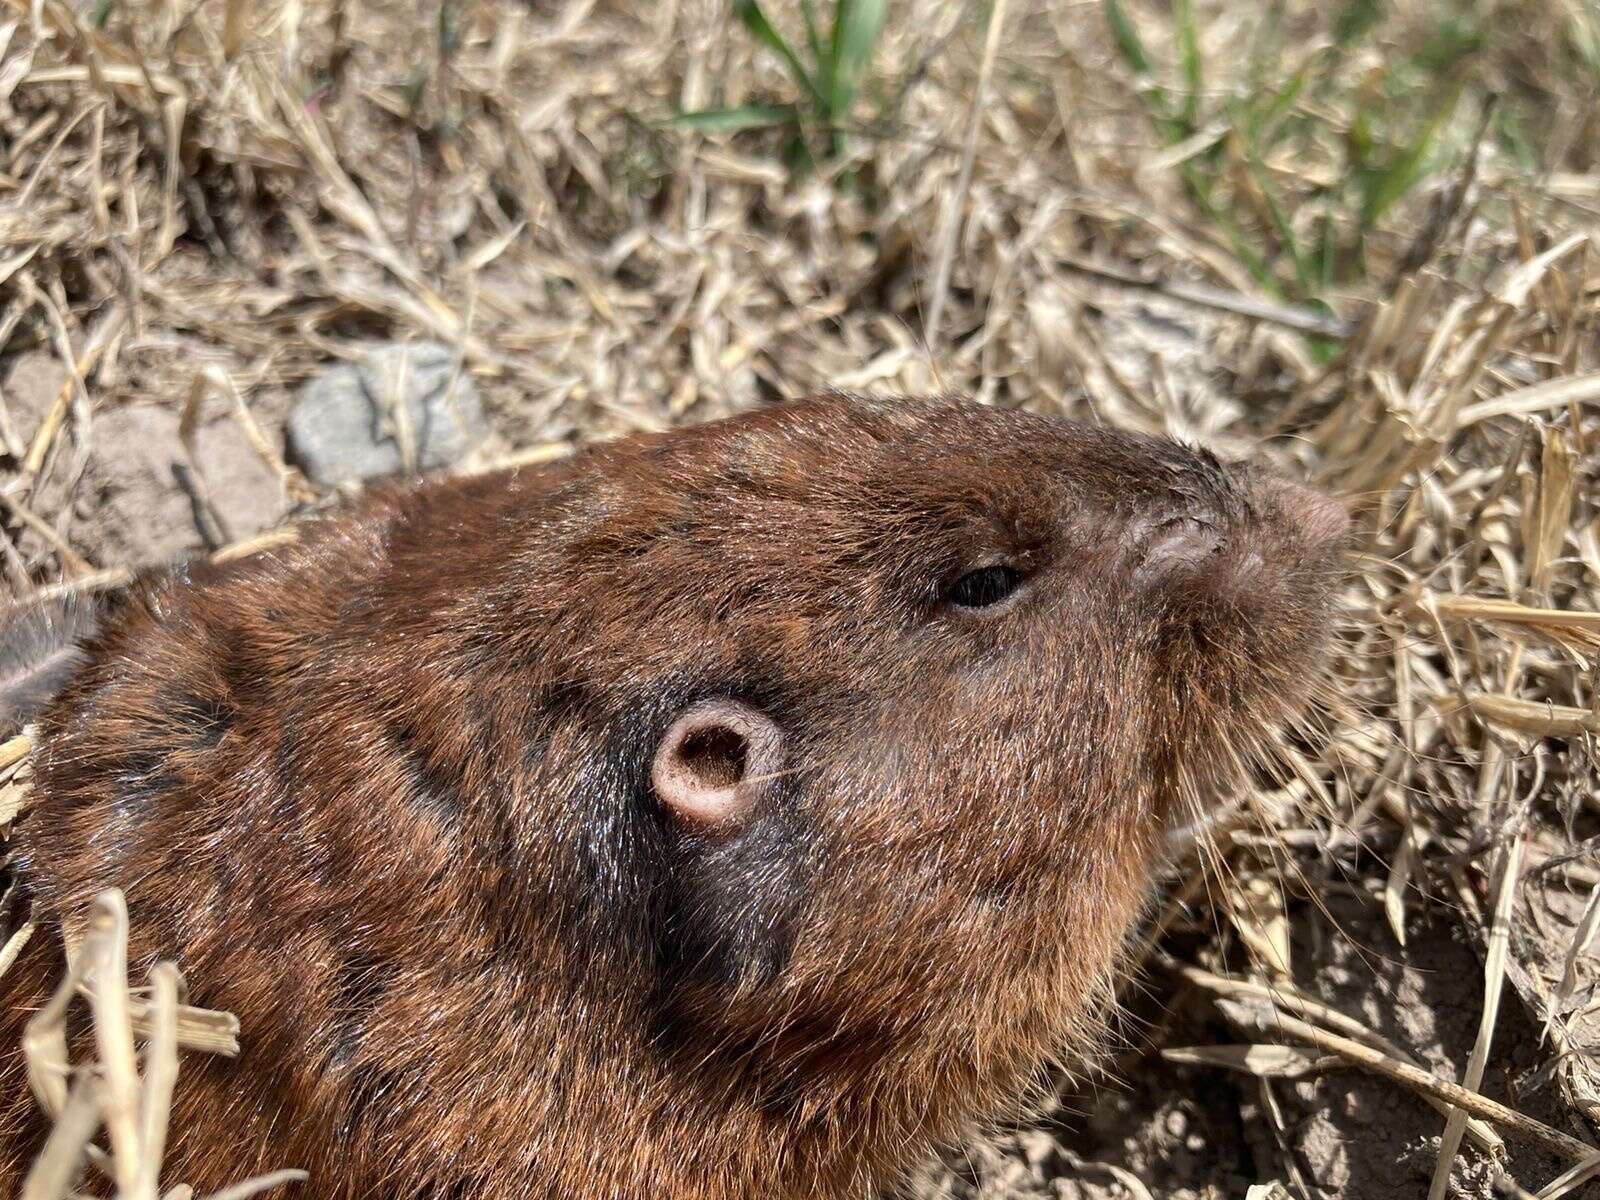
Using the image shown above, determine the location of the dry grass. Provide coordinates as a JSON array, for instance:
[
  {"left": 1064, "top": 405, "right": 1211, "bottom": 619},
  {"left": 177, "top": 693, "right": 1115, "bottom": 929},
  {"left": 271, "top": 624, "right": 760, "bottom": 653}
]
[
  {"left": 0, "top": 0, "right": 1598, "bottom": 1196},
  {"left": 16, "top": 884, "right": 300, "bottom": 1200}
]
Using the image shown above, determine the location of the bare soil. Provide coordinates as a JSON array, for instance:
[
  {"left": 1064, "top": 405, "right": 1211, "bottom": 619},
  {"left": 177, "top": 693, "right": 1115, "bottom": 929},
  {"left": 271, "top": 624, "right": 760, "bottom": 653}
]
[{"left": 910, "top": 891, "right": 1583, "bottom": 1199}]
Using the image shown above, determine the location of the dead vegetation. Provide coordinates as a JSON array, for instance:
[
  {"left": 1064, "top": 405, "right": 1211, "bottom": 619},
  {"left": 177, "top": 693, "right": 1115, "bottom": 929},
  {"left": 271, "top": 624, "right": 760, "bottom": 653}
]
[{"left": 1, "top": 0, "right": 1599, "bottom": 1197}]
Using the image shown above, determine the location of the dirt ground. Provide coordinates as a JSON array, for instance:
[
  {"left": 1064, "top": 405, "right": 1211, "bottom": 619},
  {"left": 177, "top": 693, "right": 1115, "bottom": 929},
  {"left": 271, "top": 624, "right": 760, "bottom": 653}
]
[{"left": 907, "top": 895, "right": 1582, "bottom": 1199}]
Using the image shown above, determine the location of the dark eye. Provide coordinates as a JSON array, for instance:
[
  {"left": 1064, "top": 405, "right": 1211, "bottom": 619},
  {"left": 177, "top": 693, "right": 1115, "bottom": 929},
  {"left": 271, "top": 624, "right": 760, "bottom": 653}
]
[{"left": 944, "top": 563, "right": 1024, "bottom": 609}]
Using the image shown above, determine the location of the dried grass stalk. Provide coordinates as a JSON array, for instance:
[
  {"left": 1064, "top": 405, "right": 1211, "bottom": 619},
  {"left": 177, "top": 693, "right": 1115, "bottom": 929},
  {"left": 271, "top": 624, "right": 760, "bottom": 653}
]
[{"left": 17, "top": 890, "right": 302, "bottom": 1200}]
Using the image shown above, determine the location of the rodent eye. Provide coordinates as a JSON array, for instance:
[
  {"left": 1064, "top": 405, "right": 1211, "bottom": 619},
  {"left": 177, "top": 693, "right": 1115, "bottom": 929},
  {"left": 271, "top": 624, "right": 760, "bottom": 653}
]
[{"left": 944, "top": 563, "right": 1024, "bottom": 610}]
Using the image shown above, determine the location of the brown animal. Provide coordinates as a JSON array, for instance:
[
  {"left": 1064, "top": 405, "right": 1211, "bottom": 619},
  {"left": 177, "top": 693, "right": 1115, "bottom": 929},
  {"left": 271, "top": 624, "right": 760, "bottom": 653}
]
[{"left": 0, "top": 392, "right": 1347, "bottom": 1199}]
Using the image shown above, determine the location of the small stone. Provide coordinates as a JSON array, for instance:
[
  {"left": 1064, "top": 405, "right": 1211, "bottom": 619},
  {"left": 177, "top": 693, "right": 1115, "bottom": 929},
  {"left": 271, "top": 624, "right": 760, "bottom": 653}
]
[
  {"left": 1016, "top": 1131, "right": 1059, "bottom": 1174},
  {"left": 286, "top": 341, "right": 486, "bottom": 486},
  {"left": 1339, "top": 1089, "right": 1374, "bottom": 1126},
  {"left": 995, "top": 1158, "right": 1037, "bottom": 1194}
]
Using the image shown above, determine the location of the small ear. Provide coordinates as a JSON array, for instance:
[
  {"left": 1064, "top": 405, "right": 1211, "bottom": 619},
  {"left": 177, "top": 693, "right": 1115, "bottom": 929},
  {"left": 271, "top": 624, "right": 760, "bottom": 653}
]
[{"left": 652, "top": 699, "right": 783, "bottom": 831}]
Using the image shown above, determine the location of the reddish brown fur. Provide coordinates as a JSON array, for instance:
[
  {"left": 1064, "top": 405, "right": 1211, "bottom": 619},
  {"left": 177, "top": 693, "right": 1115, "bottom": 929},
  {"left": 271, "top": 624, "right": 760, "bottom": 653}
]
[{"left": 0, "top": 393, "right": 1346, "bottom": 1199}]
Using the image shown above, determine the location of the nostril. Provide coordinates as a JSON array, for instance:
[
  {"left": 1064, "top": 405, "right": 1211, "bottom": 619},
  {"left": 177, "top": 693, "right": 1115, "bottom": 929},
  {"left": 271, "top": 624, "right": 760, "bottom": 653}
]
[
  {"left": 1270, "top": 478, "right": 1350, "bottom": 547},
  {"left": 1134, "top": 516, "right": 1222, "bottom": 586}
]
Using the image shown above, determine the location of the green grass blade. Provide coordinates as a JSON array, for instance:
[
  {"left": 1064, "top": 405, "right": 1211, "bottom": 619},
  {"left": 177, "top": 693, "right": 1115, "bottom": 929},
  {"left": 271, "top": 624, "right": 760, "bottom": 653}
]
[
  {"left": 829, "top": 0, "right": 888, "bottom": 120},
  {"left": 1104, "top": 0, "right": 1155, "bottom": 77},
  {"left": 1242, "top": 0, "right": 1283, "bottom": 97},
  {"left": 1246, "top": 153, "right": 1314, "bottom": 297},
  {"left": 1105, "top": 0, "right": 1185, "bottom": 139},
  {"left": 801, "top": 0, "right": 831, "bottom": 116},
  {"left": 1317, "top": 210, "right": 1337, "bottom": 289},
  {"left": 1412, "top": 11, "right": 1481, "bottom": 73},
  {"left": 1359, "top": 86, "right": 1460, "bottom": 227},
  {"left": 1174, "top": 0, "right": 1203, "bottom": 135},
  {"left": 1251, "top": 59, "right": 1314, "bottom": 148},
  {"left": 663, "top": 105, "right": 798, "bottom": 133},
  {"left": 1569, "top": 0, "right": 1600, "bottom": 78},
  {"left": 801, "top": 0, "right": 825, "bottom": 67},
  {"left": 1346, "top": 104, "right": 1374, "bottom": 181},
  {"left": 1173, "top": 161, "right": 1278, "bottom": 296},
  {"left": 1333, "top": 0, "right": 1382, "bottom": 48},
  {"left": 735, "top": 0, "right": 826, "bottom": 110}
]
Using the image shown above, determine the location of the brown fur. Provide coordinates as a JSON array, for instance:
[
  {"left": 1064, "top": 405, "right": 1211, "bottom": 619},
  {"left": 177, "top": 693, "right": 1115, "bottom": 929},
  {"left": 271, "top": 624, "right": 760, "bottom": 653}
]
[{"left": 0, "top": 393, "right": 1346, "bottom": 1199}]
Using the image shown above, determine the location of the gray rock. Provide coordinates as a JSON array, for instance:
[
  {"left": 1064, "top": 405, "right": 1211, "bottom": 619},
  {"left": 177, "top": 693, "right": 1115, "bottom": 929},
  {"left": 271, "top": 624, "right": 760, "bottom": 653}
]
[{"left": 286, "top": 341, "right": 487, "bottom": 486}]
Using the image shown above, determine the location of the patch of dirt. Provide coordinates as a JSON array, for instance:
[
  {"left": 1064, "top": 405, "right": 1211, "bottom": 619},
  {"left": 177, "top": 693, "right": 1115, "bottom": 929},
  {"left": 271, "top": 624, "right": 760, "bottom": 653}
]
[
  {"left": 906, "top": 891, "right": 1583, "bottom": 1199},
  {"left": 1276, "top": 893, "right": 1569, "bottom": 1199},
  {"left": 3, "top": 351, "right": 287, "bottom": 570}
]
